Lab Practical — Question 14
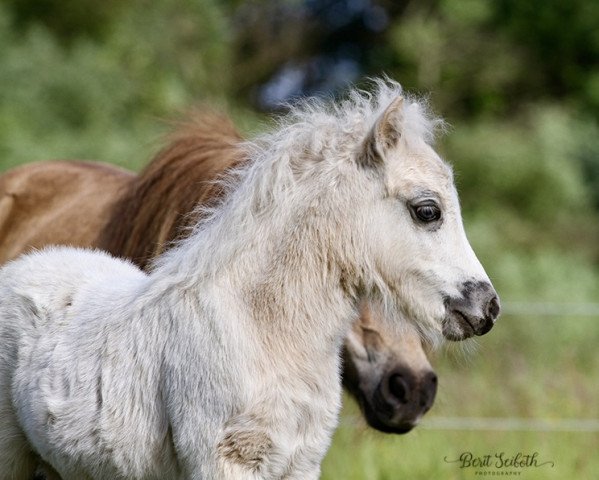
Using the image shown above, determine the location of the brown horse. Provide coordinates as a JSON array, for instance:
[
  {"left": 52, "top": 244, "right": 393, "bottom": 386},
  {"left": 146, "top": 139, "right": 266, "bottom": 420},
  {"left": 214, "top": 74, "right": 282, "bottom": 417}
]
[{"left": 0, "top": 111, "right": 437, "bottom": 435}]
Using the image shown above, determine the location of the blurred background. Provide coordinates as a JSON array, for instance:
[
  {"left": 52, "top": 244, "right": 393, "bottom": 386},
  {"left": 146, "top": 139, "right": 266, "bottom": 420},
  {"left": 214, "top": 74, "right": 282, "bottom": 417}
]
[{"left": 1, "top": 0, "right": 598, "bottom": 478}]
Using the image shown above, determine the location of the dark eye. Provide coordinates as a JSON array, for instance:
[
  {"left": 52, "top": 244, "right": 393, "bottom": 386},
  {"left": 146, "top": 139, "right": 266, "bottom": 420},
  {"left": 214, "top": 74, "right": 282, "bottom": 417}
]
[{"left": 410, "top": 202, "right": 442, "bottom": 223}]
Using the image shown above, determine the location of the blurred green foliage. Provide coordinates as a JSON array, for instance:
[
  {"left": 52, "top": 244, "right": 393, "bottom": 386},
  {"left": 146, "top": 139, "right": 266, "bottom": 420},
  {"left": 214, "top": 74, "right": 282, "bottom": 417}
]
[
  {"left": 386, "top": 0, "right": 599, "bottom": 117},
  {"left": 4, "top": 0, "right": 123, "bottom": 44},
  {"left": 0, "top": 0, "right": 233, "bottom": 170}
]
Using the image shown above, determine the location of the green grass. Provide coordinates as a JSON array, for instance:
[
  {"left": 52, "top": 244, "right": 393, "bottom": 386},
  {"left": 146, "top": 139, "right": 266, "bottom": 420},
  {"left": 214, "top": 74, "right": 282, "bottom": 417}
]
[{"left": 322, "top": 423, "right": 597, "bottom": 479}]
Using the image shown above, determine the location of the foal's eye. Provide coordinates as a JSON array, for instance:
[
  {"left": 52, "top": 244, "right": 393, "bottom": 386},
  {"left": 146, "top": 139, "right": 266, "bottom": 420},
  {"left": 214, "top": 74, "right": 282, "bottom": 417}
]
[
  {"left": 409, "top": 201, "right": 442, "bottom": 223},
  {"left": 415, "top": 205, "right": 441, "bottom": 222}
]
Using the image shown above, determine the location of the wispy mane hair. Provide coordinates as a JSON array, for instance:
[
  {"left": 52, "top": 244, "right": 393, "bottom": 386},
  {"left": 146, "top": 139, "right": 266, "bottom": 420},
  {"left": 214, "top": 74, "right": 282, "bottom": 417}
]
[
  {"left": 274, "top": 77, "right": 445, "bottom": 149},
  {"left": 186, "top": 79, "right": 445, "bottom": 236}
]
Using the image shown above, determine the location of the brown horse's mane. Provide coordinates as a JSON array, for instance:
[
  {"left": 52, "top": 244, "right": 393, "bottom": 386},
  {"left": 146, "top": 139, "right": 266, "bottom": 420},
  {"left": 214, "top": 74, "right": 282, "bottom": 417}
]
[{"left": 97, "top": 109, "right": 245, "bottom": 270}]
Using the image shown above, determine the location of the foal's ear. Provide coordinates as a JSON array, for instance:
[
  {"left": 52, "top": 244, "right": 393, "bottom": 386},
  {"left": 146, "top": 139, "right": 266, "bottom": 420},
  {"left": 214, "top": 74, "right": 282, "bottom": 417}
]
[{"left": 358, "top": 96, "right": 404, "bottom": 169}]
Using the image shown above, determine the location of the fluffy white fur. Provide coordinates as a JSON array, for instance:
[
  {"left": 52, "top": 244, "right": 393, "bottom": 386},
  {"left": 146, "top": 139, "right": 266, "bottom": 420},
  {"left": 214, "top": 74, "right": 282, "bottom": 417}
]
[{"left": 0, "top": 80, "right": 493, "bottom": 479}]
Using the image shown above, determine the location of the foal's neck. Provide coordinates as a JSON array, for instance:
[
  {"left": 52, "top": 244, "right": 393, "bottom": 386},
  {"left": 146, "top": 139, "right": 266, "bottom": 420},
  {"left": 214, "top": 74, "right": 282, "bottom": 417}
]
[
  {"left": 246, "top": 248, "right": 357, "bottom": 362},
  {"left": 162, "top": 208, "right": 357, "bottom": 368}
]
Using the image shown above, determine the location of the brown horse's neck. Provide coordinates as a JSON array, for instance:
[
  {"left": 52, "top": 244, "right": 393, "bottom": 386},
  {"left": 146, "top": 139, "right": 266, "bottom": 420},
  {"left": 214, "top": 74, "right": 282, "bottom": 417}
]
[{"left": 96, "top": 111, "right": 245, "bottom": 270}]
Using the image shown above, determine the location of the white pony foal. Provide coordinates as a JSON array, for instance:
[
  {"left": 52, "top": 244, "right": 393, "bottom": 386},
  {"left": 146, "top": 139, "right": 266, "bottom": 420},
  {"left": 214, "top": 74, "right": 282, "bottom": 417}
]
[{"left": 0, "top": 81, "right": 499, "bottom": 479}]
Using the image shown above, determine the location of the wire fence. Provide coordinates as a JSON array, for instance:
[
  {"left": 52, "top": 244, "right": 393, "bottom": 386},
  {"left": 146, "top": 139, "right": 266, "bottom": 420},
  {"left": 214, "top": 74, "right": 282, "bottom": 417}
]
[
  {"left": 420, "top": 417, "right": 599, "bottom": 433},
  {"left": 340, "top": 415, "right": 599, "bottom": 432},
  {"left": 423, "top": 302, "right": 599, "bottom": 432},
  {"left": 501, "top": 302, "right": 599, "bottom": 317}
]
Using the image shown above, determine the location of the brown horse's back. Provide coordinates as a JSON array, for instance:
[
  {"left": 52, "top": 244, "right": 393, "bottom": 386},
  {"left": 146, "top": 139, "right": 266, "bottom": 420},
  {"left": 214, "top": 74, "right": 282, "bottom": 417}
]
[
  {"left": 97, "top": 111, "right": 244, "bottom": 269},
  {"left": 0, "top": 160, "right": 133, "bottom": 263}
]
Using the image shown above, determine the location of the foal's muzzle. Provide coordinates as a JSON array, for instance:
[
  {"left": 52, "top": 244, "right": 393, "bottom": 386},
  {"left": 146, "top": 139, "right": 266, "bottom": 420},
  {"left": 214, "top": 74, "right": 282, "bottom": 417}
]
[{"left": 442, "top": 281, "right": 500, "bottom": 341}]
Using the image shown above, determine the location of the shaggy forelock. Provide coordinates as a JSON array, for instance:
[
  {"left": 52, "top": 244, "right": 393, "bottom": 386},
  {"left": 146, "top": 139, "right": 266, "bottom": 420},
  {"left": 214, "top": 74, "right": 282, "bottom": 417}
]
[
  {"left": 251, "top": 78, "right": 445, "bottom": 159},
  {"left": 193, "top": 79, "right": 446, "bottom": 234}
]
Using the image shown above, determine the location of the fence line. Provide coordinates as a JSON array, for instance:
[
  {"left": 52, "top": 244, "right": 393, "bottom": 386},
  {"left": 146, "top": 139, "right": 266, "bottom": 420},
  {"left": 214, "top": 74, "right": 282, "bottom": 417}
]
[
  {"left": 501, "top": 302, "right": 599, "bottom": 317},
  {"left": 420, "top": 416, "right": 599, "bottom": 433},
  {"left": 340, "top": 416, "right": 599, "bottom": 432},
  {"left": 421, "top": 304, "right": 599, "bottom": 433}
]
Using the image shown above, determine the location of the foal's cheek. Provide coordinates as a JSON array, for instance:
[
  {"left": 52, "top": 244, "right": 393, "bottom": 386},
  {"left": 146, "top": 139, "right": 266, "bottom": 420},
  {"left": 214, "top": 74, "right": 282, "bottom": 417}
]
[{"left": 365, "top": 205, "right": 402, "bottom": 256}]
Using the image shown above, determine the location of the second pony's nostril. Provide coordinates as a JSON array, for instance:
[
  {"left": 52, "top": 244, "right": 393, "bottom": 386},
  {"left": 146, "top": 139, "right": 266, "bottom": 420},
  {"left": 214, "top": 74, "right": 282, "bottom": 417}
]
[
  {"left": 388, "top": 374, "right": 409, "bottom": 404},
  {"left": 420, "top": 372, "right": 438, "bottom": 408}
]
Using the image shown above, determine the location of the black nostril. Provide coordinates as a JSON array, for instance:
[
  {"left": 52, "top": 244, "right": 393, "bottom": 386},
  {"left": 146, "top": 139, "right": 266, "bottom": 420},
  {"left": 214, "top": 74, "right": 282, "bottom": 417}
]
[
  {"left": 388, "top": 374, "right": 409, "bottom": 404},
  {"left": 478, "top": 316, "right": 494, "bottom": 335},
  {"left": 486, "top": 295, "right": 500, "bottom": 321},
  {"left": 420, "top": 372, "right": 438, "bottom": 408}
]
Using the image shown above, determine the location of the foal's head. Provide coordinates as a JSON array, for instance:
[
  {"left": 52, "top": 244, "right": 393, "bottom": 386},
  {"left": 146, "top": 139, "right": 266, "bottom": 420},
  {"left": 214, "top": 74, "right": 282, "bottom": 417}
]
[
  {"left": 201, "top": 81, "right": 498, "bottom": 344},
  {"left": 263, "top": 81, "right": 500, "bottom": 342},
  {"left": 353, "top": 92, "right": 499, "bottom": 341}
]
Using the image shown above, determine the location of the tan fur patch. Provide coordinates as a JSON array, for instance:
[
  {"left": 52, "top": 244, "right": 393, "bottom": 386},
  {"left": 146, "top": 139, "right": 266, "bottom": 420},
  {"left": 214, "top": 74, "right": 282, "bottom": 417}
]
[
  {"left": 0, "top": 160, "right": 133, "bottom": 264},
  {"left": 217, "top": 427, "right": 273, "bottom": 471}
]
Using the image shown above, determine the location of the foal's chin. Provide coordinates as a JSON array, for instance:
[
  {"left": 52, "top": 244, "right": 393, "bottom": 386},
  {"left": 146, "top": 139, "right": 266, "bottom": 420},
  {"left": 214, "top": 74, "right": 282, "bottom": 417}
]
[
  {"left": 441, "top": 310, "right": 495, "bottom": 341},
  {"left": 441, "top": 313, "right": 476, "bottom": 341}
]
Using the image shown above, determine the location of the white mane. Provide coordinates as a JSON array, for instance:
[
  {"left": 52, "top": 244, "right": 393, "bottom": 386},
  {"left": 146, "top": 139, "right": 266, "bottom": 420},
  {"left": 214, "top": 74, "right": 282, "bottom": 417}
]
[
  {"left": 154, "top": 80, "right": 443, "bottom": 287},
  {"left": 275, "top": 78, "right": 442, "bottom": 149}
]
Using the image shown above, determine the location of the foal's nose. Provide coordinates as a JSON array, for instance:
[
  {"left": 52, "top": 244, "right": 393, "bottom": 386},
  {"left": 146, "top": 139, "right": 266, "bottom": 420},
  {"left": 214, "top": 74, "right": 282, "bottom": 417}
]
[{"left": 448, "top": 281, "right": 501, "bottom": 337}]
